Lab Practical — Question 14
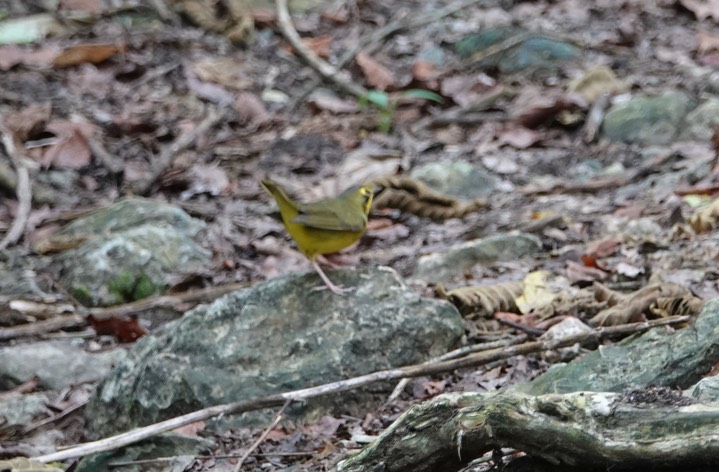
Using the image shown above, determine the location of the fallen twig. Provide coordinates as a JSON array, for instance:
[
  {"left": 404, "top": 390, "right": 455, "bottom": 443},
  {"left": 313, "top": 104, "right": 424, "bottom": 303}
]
[
  {"left": 85, "top": 131, "right": 124, "bottom": 174},
  {"left": 0, "top": 282, "right": 248, "bottom": 341},
  {"left": 22, "top": 399, "right": 89, "bottom": 434},
  {"left": 233, "top": 399, "right": 292, "bottom": 471},
  {"left": 0, "top": 314, "right": 84, "bottom": 341},
  {"left": 87, "top": 282, "right": 249, "bottom": 319},
  {"left": 0, "top": 126, "right": 33, "bottom": 251},
  {"left": 275, "top": 0, "right": 366, "bottom": 98},
  {"left": 386, "top": 335, "right": 528, "bottom": 403},
  {"left": 32, "top": 315, "right": 689, "bottom": 463},
  {"left": 521, "top": 151, "right": 676, "bottom": 195},
  {"left": 291, "top": 0, "right": 492, "bottom": 108}
]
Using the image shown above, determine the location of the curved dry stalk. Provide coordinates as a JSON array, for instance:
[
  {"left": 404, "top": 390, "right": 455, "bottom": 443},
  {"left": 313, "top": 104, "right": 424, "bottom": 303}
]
[
  {"left": 0, "top": 127, "right": 32, "bottom": 251},
  {"left": 275, "top": 0, "right": 366, "bottom": 98}
]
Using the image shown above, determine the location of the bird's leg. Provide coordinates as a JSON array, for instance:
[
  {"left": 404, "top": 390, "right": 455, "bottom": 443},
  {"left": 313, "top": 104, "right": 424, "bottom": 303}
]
[
  {"left": 316, "top": 254, "right": 342, "bottom": 269},
  {"left": 311, "top": 259, "right": 353, "bottom": 295},
  {"left": 318, "top": 252, "right": 357, "bottom": 268}
]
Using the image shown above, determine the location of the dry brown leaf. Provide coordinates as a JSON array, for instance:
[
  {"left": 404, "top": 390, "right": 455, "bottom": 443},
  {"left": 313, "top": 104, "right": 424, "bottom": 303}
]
[
  {"left": 322, "top": 8, "right": 349, "bottom": 24},
  {"left": 496, "top": 124, "right": 544, "bottom": 149},
  {"left": 87, "top": 314, "right": 149, "bottom": 342},
  {"left": 413, "top": 379, "right": 446, "bottom": 398},
  {"left": 585, "top": 237, "right": 621, "bottom": 258},
  {"left": 651, "top": 296, "right": 704, "bottom": 318},
  {"left": 494, "top": 310, "right": 543, "bottom": 329},
  {"left": 436, "top": 281, "right": 523, "bottom": 318},
  {"left": 355, "top": 52, "right": 396, "bottom": 91},
  {"left": 512, "top": 87, "right": 587, "bottom": 129},
  {"left": 439, "top": 74, "right": 496, "bottom": 108},
  {"left": 53, "top": 43, "right": 125, "bottom": 68},
  {"left": 412, "top": 59, "right": 439, "bottom": 83},
  {"left": 304, "top": 416, "right": 344, "bottom": 438},
  {"left": 4, "top": 102, "right": 52, "bottom": 139},
  {"left": 181, "top": 0, "right": 255, "bottom": 44},
  {"left": 185, "top": 65, "right": 235, "bottom": 104},
  {"left": 235, "top": 91, "right": 270, "bottom": 126},
  {"left": 41, "top": 121, "right": 94, "bottom": 169},
  {"left": 589, "top": 283, "right": 693, "bottom": 327},
  {"left": 566, "top": 260, "right": 608, "bottom": 284},
  {"left": 307, "top": 94, "right": 360, "bottom": 114},
  {"left": 252, "top": 8, "right": 276, "bottom": 25},
  {"left": 172, "top": 420, "right": 206, "bottom": 437},
  {"left": 697, "top": 31, "right": 719, "bottom": 52},
  {"left": 59, "top": 0, "right": 104, "bottom": 13},
  {"left": 301, "top": 35, "right": 332, "bottom": 59},
  {"left": 0, "top": 44, "right": 61, "bottom": 70},
  {"left": 191, "top": 57, "right": 253, "bottom": 90}
]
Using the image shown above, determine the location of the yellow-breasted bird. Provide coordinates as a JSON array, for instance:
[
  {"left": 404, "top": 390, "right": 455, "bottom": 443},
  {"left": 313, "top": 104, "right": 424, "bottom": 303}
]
[{"left": 261, "top": 179, "right": 379, "bottom": 295}]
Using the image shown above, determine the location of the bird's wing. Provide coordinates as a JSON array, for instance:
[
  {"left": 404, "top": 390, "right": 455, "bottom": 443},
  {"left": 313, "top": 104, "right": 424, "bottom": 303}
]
[{"left": 292, "top": 204, "right": 365, "bottom": 232}]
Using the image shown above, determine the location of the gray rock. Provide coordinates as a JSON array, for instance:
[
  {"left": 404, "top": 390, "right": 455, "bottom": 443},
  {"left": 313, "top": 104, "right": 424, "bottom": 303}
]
[
  {"left": 0, "top": 340, "right": 126, "bottom": 390},
  {"left": 84, "top": 267, "right": 464, "bottom": 437},
  {"left": 686, "top": 376, "right": 719, "bottom": 405},
  {"left": 601, "top": 91, "right": 695, "bottom": 145},
  {"left": 0, "top": 265, "right": 52, "bottom": 302},
  {"left": 75, "top": 434, "right": 214, "bottom": 472},
  {"left": 414, "top": 232, "right": 541, "bottom": 283},
  {"left": 455, "top": 28, "right": 580, "bottom": 73},
  {"left": 411, "top": 160, "right": 495, "bottom": 199},
  {"left": 0, "top": 392, "right": 52, "bottom": 428},
  {"left": 40, "top": 198, "right": 210, "bottom": 307},
  {"left": 516, "top": 298, "right": 719, "bottom": 395},
  {"left": 682, "top": 96, "right": 719, "bottom": 140}
]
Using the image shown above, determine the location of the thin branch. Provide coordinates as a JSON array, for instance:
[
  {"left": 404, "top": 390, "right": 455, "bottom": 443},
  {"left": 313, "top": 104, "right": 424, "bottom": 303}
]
[
  {"left": 290, "top": 0, "right": 492, "bottom": 108},
  {"left": 32, "top": 315, "right": 688, "bottom": 463},
  {"left": 233, "top": 399, "right": 292, "bottom": 471},
  {"left": 0, "top": 282, "right": 248, "bottom": 341},
  {"left": 386, "top": 335, "right": 528, "bottom": 403},
  {"left": 521, "top": 151, "right": 676, "bottom": 195},
  {"left": 275, "top": 0, "right": 366, "bottom": 98},
  {"left": 85, "top": 132, "right": 124, "bottom": 174},
  {"left": 0, "top": 314, "right": 84, "bottom": 341},
  {"left": 0, "top": 127, "right": 33, "bottom": 251},
  {"left": 22, "top": 399, "right": 89, "bottom": 434},
  {"left": 87, "top": 282, "right": 249, "bottom": 319}
]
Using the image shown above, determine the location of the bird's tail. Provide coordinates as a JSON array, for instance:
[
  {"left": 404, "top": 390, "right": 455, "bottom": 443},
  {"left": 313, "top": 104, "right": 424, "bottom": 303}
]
[{"left": 260, "top": 179, "right": 299, "bottom": 215}]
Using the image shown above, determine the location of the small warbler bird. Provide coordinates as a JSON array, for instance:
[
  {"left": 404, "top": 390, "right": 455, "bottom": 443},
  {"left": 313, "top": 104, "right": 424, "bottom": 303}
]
[{"left": 261, "top": 179, "right": 379, "bottom": 295}]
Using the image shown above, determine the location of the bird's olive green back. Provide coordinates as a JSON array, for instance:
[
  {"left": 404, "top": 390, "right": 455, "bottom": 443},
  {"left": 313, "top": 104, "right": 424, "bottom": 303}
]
[
  {"left": 292, "top": 186, "right": 374, "bottom": 232},
  {"left": 261, "top": 179, "right": 375, "bottom": 233}
]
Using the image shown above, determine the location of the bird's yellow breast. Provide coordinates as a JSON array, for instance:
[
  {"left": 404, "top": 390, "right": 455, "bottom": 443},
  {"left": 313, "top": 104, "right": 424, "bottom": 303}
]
[{"left": 282, "top": 219, "right": 366, "bottom": 258}]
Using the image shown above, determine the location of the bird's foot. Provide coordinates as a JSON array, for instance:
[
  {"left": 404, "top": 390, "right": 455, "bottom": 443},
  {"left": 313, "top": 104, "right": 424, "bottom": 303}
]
[
  {"left": 310, "top": 283, "right": 354, "bottom": 295},
  {"left": 311, "top": 259, "right": 353, "bottom": 295}
]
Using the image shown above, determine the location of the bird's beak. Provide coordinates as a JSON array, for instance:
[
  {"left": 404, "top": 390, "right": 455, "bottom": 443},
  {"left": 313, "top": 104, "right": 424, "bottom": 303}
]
[{"left": 372, "top": 187, "right": 385, "bottom": 198}]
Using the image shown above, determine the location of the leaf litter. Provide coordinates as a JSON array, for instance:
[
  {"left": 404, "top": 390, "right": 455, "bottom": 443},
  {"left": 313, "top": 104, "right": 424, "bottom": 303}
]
[{"left": 1, "top": 0, "right": 719, "bottom": 469}]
